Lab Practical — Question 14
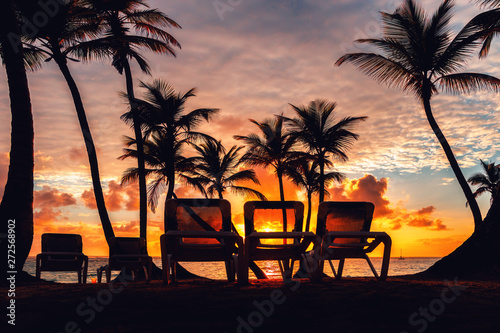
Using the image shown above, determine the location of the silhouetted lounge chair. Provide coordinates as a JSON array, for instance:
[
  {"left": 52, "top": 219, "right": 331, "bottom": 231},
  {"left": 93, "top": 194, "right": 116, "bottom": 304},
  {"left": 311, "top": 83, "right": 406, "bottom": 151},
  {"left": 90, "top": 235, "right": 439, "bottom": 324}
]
[
  {"left": 243, "top": 201, "right": 316, "bottom": 281},
  {"left": 97, "top": 237, "right": 152, "bottom": 283},
  {"left": 310, "top": 201, "right": 392, "bottom": 281},
  {"left": 36, "top": 233, "right": 88, "bottom": 283},
  {"left": 160, "top": 198, "right": 245, "bottom": 285}
]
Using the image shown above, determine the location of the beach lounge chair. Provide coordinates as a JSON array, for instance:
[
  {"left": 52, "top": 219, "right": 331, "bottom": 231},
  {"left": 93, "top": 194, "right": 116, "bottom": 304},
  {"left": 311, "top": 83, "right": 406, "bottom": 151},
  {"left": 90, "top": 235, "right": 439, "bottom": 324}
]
[
  {"left": 160, "top": 198, "right": 245, "bottom": 284},
  {"left": 36, "top": 233, "right": 89, "bottom": 283},
  {"left": 243, "top": 201, "right": 316, "bottom": 281},
  {"left": 97, "top": 237, "right": 153, "bottom": 283},
  {"left": 310, "top": 201, "right": 392, "bottom": 281}
]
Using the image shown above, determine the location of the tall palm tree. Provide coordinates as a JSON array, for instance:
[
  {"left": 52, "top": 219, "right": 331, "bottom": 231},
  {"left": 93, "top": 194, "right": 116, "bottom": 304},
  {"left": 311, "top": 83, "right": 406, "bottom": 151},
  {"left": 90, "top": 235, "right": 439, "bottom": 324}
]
[
  {"left": 0, "top": 0, "right": 35, "bottom": 273},
  {"left": 120, "top": 79, "right": 218, "bottom": 223},
  {"left": 18, "top": 0, "right": 115, "bottom": 243},
  {"left": 235, "top": 116, "right": 299, "bottom": 229},
  {"left": 183, "top": 138, "right": 266, "bottom": 201},
  {"left": 287, "top": 159, "right": 344, "bottom": 231},
  {"left": 468, "top": 160, "right": 500, "bottom": 204},
  {"left": 77, "top": 0, "right": 181, "bottom": 241},
  {"left": 335, "top": 0, "right": 500, "bottom": 228},
  {"left": 285, "top": 99, "right": 366, "bottom": 203}
]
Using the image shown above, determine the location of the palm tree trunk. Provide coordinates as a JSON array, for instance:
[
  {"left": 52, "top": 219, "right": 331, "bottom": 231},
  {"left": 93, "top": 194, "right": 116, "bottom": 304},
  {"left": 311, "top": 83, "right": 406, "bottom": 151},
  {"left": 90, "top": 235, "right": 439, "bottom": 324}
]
[
  {"left": 422, "top": 97, "right": 482, "bottom": 229},
  {"left": 318, "top": 155, "right": 325, "bottom": 203},
  {"left": 122, "top": 59, "right": 148, "bottom": 242},
  {"left": 0, "top": 0, "right": 34, "bottom": 273},
  {"left": 164, "top": 168, "right": 176, "bottom": 224},
  {"left": 53, "top": 52, "right": 114, "bottom": 244},
  {"left": 277, "top": 169, "right": 288, "bottom": 232},
  {"left": 305, "top": 191, "right": 312, "bottom": 232}
]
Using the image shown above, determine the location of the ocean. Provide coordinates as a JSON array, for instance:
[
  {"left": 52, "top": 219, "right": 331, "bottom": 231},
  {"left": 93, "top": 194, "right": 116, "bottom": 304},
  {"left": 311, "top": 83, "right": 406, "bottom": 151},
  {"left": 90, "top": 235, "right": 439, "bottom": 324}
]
[{"left": 24, "top": 257, "right": 440, "bottom": 283}]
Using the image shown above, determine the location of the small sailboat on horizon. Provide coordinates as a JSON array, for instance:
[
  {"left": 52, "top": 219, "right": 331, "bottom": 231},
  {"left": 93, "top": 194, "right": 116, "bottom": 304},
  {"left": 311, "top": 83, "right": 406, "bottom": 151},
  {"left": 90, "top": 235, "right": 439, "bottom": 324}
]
[{"left": 398, "top": 248, "right": 405, "bottom": 260}]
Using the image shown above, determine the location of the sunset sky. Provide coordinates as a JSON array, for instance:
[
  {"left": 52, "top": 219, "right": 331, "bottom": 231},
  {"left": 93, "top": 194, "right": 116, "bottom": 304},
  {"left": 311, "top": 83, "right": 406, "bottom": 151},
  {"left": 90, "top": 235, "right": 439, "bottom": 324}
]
[{"left": 1, "top": 0, "right": 500, "bottom": 258}]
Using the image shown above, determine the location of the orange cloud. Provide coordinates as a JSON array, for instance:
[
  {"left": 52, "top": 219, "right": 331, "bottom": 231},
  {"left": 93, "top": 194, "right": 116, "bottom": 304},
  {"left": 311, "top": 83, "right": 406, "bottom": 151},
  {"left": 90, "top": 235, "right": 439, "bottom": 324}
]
[
  {"left": 328, "top": 174, "right": 449, "bottom": 231},
  {"left": 33, "top": 186, "right": 77, "bottom": 224},
  {"left": 81, "top": 180, "right": 140, "bottom": 212},
  {"left": 35, "top": 186, "right": 77, "bottom": 208}
]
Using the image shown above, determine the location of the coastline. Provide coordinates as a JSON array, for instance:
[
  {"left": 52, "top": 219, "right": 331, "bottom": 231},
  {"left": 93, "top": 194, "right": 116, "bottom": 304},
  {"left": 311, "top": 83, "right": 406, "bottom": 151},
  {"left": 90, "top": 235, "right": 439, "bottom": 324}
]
[{"left": 4, "top": 276, "right": 500, "bottom": 333}]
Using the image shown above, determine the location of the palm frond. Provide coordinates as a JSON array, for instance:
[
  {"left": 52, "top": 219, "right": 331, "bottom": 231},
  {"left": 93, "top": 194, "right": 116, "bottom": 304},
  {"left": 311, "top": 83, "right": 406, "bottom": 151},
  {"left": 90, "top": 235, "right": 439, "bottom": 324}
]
[{"left": 437, "top": 73, "right": 500, "bottom": 94}]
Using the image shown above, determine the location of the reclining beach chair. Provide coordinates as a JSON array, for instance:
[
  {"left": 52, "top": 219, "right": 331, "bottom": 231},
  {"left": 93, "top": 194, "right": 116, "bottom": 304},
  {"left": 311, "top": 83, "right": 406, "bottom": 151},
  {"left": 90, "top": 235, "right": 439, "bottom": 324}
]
[
  {"left": 243, "top": 201, "right": 316, "bottom": 281},
  {"left": 160, "top": 198, "right": 245, "bottom": 285},
  {"left": 36, "top": 233, "right": 88, "bottom": 283},
  {"left": 97, "top": 237, "right": 152, "bottom": 283},
  {"left": 311, "top": 201, "right": 392, "bottom": 281}
]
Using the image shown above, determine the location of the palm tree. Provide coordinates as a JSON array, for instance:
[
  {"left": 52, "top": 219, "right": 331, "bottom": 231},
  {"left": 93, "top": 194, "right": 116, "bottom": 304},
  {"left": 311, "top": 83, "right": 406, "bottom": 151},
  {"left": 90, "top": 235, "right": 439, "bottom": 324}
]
[
  {"left": 120, "top": 79, "right": 219, "bottom": 223},
  {"left": 18, "top": 0, "right": 115, "bottom": 243},
  {"left": 468, "top": 160, "right": 500, "bottom": 204},
  {"left": 183, "top": 138, "right": 266, "bottom": 201},
  {"left": 235, "top": 116, "right": 300, "bottom": 229},
  {"left": 335, "top": 0, "right": 500, "bottom": 229},
  {"left": 287, "top": 159, "right": 344, "bottom": 231},
  {"left": 120, "top": 132, "right": 195, "bottom": 218},
  {"left": 0, "top": 0, "right": 35, "bottom": 273},
  {"left": 77, "top": 0, "right": 181, "bottom": 241},
  {"left": 285, "top": 99, "right": 366, "bottom": 203}
]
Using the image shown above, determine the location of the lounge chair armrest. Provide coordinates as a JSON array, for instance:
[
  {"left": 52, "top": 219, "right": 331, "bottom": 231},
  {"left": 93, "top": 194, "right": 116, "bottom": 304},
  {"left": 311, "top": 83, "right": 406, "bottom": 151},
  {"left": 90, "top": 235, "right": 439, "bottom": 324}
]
[
  {"left": 324, "top": 231, "right": 389, "bottom": 238},
  {"left": 164, "top": 230, "right": 240, "bottom": 238},
  {"left": 37, "top": 252, "right": 87, "bottom": 258},
  {"left": 247, "top": 231, "right": 316, "bottom": 239}
]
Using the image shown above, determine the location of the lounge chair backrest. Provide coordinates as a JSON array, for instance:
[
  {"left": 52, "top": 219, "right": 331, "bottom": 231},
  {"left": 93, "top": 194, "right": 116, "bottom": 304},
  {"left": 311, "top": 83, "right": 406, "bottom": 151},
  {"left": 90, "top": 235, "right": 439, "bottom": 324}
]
[
  {"left": 165, "top": 198, "right": 232, "bottom": 232},
  {"left": 42, "top": 233, "right": 83, "bottom": 253},
  {"left": 109, "top": 237, "right": 147, "bottom": 256},
  {"left": 244, "top": 201, "right": 304, "bottom": 236},
  {"left": 317, "top": 201, "right": 374, "bottom": 244}
]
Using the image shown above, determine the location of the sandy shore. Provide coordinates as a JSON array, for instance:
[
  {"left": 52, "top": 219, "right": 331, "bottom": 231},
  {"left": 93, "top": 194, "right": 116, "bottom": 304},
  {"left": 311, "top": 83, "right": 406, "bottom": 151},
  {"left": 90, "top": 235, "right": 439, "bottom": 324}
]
[{"left": 3, "top": 276, "right": 500, "bottom": 333}]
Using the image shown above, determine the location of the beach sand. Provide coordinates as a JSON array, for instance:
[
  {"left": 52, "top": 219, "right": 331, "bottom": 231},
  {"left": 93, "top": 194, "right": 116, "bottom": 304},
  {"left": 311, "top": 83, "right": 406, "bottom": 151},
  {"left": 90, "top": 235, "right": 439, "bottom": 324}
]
[{"left": 4, "top": 276, "right": 500, "bottom": 333}]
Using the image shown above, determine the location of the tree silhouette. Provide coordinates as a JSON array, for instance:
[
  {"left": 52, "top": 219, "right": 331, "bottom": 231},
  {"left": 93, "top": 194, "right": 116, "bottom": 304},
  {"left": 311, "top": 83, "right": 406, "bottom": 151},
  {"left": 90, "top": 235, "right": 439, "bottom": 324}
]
[
  {"left": 336, "top": 0, "right": 500, "bottom": 229},
  {"left": 0, "top": 0, "right": 34, "bottom": 273},
  {"left": 77, "top": 0, "right": 181, "bottom": 242},
  {"left": 120, "top": 79, "right": 218, "bottom": 223},
  {"left": 18, "top": 0, "right": 115, "bottom": 243},
  {"left": 184, "top": 138, "right": 266, "bottom": 201},
  {"left": 287, "top": 159, "right": 343, "bottom": 231},
  {"left": 285, "top": 99, "right": 366, "bottom": 203},
  {"left": 468, "top": 160, "right": 500, "bottom": 205},
  {"left": 235, "top": 116, "right": 300, "bottom": 229}
]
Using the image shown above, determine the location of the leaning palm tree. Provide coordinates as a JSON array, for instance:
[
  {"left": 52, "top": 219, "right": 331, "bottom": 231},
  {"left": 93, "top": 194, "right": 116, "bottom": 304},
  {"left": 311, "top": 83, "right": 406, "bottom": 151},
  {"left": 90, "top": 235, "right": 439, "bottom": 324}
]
[
  {"left": 285, "top": 100, "right": 366, "bottom": 203},
  {"left": 76, "top": 0, "right": 181, "bottom": 241},
  {"left": 287, "top": 159, "right": 344, "bottom": 231},
  {"left": 18, "top": 0, "right": 115, "bottom": 242},
  {"left": 0, "top": 0, "right": 35, "bottom": 273},
  {"left": 235, "top": 115, "right": 299, "bottom": 227},
  {"left": 121, "top": 79, "right": 219, "bottom": 222},
  {"left": 335, "top": 0, "right": 500, "bottom": 229},
  {"left": 468, "top": 160, "right": 500, "bottom": 204},
  {"left": 183, "top": 138, "right": 267, "bottom": 201}
]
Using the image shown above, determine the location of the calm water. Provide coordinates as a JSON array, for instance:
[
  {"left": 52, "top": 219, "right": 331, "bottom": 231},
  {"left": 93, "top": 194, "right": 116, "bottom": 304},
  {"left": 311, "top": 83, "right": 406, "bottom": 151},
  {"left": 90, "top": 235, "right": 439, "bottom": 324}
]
[{"left": 24, "top": 257, "right": 440, "bottom": 283}]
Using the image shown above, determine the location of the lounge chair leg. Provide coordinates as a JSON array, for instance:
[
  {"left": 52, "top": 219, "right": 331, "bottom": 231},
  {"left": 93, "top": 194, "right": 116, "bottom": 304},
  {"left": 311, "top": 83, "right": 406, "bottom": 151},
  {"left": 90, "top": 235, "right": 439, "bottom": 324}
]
[
  {"left": 106, "top": 267, "right": 111, "bottom": 283},
  {"left": 328, "top": 260, "right": 337, "bottom": 278},
  {"left": 82, "top": 258, "right": 88, "bottom": 283},
  {"left": 225, "top": 259, "right": 235, "bottom": 282},
  {"left": 78, "top": 271, "right": 82, "bottom": 284},
  {"left": 337, "top": 259, "right": 345, "bottom": 279},
  {"left": 365, "top": 256, "right": 379, "bottom": 280},
  {"left": 36, "top": 255, "right": 41, "bottom": 280},
  {"left": 97, "top": 267, "right": 103, "bottom": 283}
]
